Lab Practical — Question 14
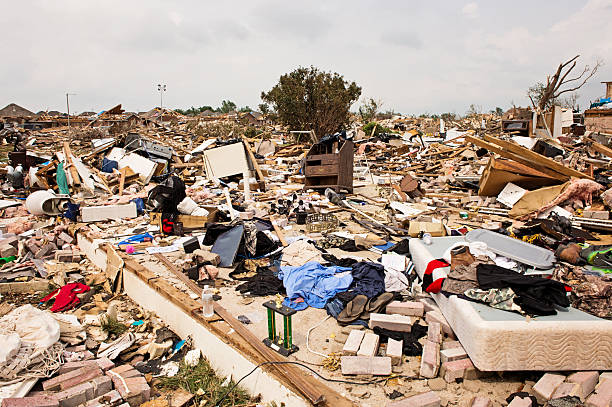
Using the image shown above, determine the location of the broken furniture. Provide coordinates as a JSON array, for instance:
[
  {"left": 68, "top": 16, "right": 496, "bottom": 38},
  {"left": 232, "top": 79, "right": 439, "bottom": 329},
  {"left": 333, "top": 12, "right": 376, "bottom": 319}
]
[
  {"left": 262, "top": 299, "right": 298, "bottom": 357},
  {"left": 304, "top": 139, "right": 354, "bottom": 193}
]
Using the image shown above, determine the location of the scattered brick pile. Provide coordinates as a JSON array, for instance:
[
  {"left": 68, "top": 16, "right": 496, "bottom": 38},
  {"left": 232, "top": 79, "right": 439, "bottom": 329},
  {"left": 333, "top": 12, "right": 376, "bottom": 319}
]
[{"left": 1, "top": 359, "right": 150, "bottom": 407}]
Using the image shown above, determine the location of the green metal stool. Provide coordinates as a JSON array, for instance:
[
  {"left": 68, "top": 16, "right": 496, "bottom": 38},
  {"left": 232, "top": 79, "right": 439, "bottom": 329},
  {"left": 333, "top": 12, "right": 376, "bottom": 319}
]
[{"left": 262, "top": 299, "right": 299, "bottom": 356}]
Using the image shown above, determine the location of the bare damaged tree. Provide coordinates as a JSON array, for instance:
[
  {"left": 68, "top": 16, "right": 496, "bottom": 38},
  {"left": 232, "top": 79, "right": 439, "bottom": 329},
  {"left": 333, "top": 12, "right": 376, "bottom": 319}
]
[{"left": 534, "top": 55, "right": 602, "bottom": 111}]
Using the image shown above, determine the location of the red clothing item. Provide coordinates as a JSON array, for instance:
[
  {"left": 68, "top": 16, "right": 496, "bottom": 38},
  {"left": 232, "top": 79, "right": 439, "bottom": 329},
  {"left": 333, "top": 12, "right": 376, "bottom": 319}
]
[
  {"left": 40, "top": 282, "right": 90, "bottom": 312},
  {"left": 423, "top": 259, "right": 449, "bottom": 294}
]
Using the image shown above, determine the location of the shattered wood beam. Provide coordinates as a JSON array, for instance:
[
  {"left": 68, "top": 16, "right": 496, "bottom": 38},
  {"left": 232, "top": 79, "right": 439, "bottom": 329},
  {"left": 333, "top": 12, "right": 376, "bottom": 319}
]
[
  {"left": 482, "top": 135, "right": 592, "bottom": 180},
  {"left": 464, "top": 135, "right": 569, "bottom": 181},
  {"left": 242, "top": 138, "right": 266, "bottom": 191},
  {"left": 588, "top": 138, "right": 612, "bottom": 159}
]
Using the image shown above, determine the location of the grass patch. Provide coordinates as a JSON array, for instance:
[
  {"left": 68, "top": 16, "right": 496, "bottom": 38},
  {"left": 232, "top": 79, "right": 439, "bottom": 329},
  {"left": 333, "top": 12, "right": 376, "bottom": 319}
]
[
  {"left": 159, "top": 359, "right": 254, "bottom": 406},
  {"left": 100, "top": 315, "right": 128, "bottom": 336}
]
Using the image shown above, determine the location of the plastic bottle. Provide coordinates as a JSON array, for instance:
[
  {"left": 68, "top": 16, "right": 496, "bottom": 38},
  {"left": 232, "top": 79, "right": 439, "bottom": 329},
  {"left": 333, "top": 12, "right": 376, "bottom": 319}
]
[{"left": 202, "top": 285, "right": 214, "bottom": 317}]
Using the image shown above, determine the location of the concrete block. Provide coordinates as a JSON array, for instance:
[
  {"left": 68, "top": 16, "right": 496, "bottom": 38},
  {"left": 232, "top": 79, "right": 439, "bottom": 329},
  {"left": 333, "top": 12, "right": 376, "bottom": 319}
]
[
  {"left": 387, "top": 391, "right": 441, "bottom": 407},
  {"left": 471, "top": 396, "right": 492, "bottom": 407},
  {"left": 441, "top": 358, "right": 474, "bottom": 383},
  {"left": 425, "top": 311, "right": 454, "bottom": 338},
  {"left": 357, "top": 332, "right": 379, "bottom": 357},
  {"left": 35, "top": 242, "right": 57, "bottom": 258},
  {"left": 58, "top": 232, "right": 74, "bottom": 244},
  {"left": 1, "top": 395, "right": 59, "bottom": 407},
  {"left": 81, "top": 203, "right": 137, "bottom": 222},
  {"left": 427, "top": 321, "right": 442, "bottom": 343},
  {"left": 369, "top": 313, "right": 412, "bottom": 332},
  {"left": 419, "top": 340, "right": 440, "bottom": 379},
  {"left": 342, "top": 330, "right": 365, "bottom": 356},
  {"left": 386, "top": 338, "right": 403, "bottom": 365},
  {"left": 567, "top": 371, "right": 599, "bottom": 400},
  {"left": 440, "top": 347, "right": 467, "bottom": 363},
  {"left": 340, "top": 356, "right": 392, "bottom": 376},
  {"left": 386, "top": 300, "right": 424, "bottom": 317},
  {"left": 57, "top": 358, "right": 114, "bottom": 375},
  {"left": 533, "top": 373, "right": 566, "bottom": 401}
]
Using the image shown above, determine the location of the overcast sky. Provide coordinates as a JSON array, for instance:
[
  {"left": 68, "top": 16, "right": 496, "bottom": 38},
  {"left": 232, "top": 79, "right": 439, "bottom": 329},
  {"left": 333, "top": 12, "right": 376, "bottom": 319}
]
[{"left": 1, "top": 0, "right": 611, "bottom": 115}]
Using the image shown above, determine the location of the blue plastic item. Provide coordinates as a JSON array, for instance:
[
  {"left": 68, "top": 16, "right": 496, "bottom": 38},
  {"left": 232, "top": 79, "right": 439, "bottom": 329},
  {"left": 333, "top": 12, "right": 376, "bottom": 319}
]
[{"left": 117, "top": 233, "right": 154, "bottom": 246}]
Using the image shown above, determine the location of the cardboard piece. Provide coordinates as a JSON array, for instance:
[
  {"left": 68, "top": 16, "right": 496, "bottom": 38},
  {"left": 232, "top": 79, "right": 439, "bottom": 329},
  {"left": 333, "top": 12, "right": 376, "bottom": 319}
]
[{"left": 408, "top": 222, "right": 446, "bottom": 237}]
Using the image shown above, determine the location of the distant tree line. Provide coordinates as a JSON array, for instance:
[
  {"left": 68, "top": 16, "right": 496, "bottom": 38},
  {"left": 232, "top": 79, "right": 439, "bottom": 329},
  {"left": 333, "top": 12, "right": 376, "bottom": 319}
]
[{"left": 175, "top": 100, "right": 253, "bottom": 116}]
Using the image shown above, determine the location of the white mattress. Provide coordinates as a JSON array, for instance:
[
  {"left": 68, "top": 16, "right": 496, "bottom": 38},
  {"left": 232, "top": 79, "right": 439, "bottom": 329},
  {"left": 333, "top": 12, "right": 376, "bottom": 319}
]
[{"left": 410, "top": 236, "right": 612, "bottom": 371}]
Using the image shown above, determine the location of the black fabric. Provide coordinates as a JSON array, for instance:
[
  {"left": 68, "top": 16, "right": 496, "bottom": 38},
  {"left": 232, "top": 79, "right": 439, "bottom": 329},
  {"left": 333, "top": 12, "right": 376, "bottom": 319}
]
[
  {"left": 350, "top": 262, "right": 386, "bottom": 298},
  {"left": 339, "top": 240, "right": 361, "bottom": 252},
  {"left": 333, "top": 291, "right": 358, "bottom": 306},
  {"left": 387, "top": 239, "right": 410, "bottom": 255},
  {"left": 321, "top": 253, "right": 359, "bottom": 268},
  {"left": 147, "top": 175, "right": 186, "bottom": 213},
  {"left": 235, "top": 268, "right": 285, "bottom": 296},
  {"left": 477, "top": 263, "right": 570, "bottom": 316},
  {"left": 373, "top": 323, "right": 428, "bottom": 357},
  {"left": 203, "top": 224, "right": 233, "bottom": 246}
]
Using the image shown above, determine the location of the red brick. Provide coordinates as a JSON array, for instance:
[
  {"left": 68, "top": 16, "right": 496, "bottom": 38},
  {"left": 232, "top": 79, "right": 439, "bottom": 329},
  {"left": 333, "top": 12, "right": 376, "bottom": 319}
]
[
  {"left": 58, "top": 358, "right": 114, "bottom": 375},
  {"left": 427, "top": 321, "right": 442, "bottom": 343},
  {"left": 387, "top": 391, "right": 440, "bottom": 407},
  {"left": 585, "top": 378, "right": 612, "bottom": 407},
  {"left": 567, "top": 371, "right": 599, "bottom": 401},
  {"left": 55, "top": 376, "right": 111, "bottom": 407},
  {"left": 441, "top": 358, "right": 474, "bottom": 383},
  {"left": 533, "top": 373, "right": 565, "bottom": 401},
  {"left": 440, "top": 347, "right": 467, "bottom": 363},
  {"left": 58, "top": 367, "right": 102, "bottom": 391},
  {"left": 551, "top": 382, "right": 580, "bottom": 400},
  {"left": 441, "top": 340, "right": 463, "bottom": 350},
  {"left": 357, "top": 332, "right": 379, "bottom": 357},
  {"left": 419, "top": 340, "right": 440, "bottom": 379},
  {"left": 342, "top": 330, "right": 365, "bottom": 356},
  {"left": 84, "top": 389, "right": 122, "bottom": 407},
  {"left": 42, "top": 367, "right": 101, "bottom": 391},
  {"left": 108, "top": 364, "right": 134, "bottom": 376},
  {"left": 369, "top": 313, "right": 412, "bottom": 332},
  {"left": 507, "top": 396, "right": 532, "bottom": 407},
  {"left": 386, "top": 338, "right": 403, "bottom": 365},
  {"left": 1, "top": 395, "right": 59, "bottom": 407},
  {"left": 386, "top": 300, "right": 424, "bottom": 317},
  {"left": 425, "top": 311, "right": 454, "bottom": 338},
  {"left": 471, "top": 396, "right": 491, "bottom": 407},
  {"left": 340, "top": 356, "right": 392, "bottom": 376},
  {"left": 112, "top": 377, "right": 150, "bottom": 406}
]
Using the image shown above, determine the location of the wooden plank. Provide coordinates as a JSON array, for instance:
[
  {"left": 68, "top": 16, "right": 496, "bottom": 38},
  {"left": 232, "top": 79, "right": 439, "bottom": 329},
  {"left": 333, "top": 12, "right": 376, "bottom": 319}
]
[
  {"left": 63, "top": 141, "right": 81, "bottom": 186},
  {"left": 483, "top": 135, "right": 592, "bottom": 180},
  {"left": 464, "top": 136, "right": 569, "bottom": 181},
  {"left": 242, "top": 138, "right": 266, "bottom": 191},
  {"left": 270, "top": 216, "right": 288, "bottom": 247},
  {"left": 151, "top": 253, "right": 339, "bottom": 406},
  {"left": 588, "top": 138, "right": 612, "bottom": 159}
]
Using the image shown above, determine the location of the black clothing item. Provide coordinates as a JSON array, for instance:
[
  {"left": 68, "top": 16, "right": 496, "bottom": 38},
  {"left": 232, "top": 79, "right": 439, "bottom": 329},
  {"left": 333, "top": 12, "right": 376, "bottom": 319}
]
[
  {"left": 373, "top": 323, "right": 428, "bottom": 357},
  {"left": 477, "top": 263, "right": 570, "bottom": 316},
  {"left": 333, "top": 291, "right": 358, "bottom": 305},
  {"left": 235, "top": 268, "right": 285, "bottom": 297},
  {"left": 321, "top": 253, "right": 359, "bottom": 268},
  {"left": 203, "top": 224, "right": 233, "bottom": 245},
  {"left": 147, "top": 175, "right": 186, "bottom": 213},
  {"left": 387, "top": 239, "right": 410, "bottom": 255},
  {"left": 350, "top": 262, "right": 386, "bottom": 298}
]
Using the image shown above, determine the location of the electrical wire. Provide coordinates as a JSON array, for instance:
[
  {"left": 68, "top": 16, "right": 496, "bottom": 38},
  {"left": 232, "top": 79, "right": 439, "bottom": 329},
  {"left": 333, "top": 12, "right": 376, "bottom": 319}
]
[
  {"left": 214, "top": 360, "right": 416, "bottom": 407},
  {"left": 306, "top": 315, "right": 331, "bottom": 358}
]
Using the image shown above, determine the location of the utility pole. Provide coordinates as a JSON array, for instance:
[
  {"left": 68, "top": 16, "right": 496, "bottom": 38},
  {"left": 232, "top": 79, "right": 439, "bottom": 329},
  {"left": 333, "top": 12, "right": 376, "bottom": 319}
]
[
  {"left": 66, "top": 92, "right": 76, "bottom": 137},
  {"left": 157, "top": 84, "right": 166, "bottom": 119}
]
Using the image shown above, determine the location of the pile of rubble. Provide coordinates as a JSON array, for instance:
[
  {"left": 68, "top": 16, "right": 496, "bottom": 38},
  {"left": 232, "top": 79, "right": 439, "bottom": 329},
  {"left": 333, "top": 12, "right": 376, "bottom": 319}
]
[{"left": 0, "top": 101, "right": 610, "bottom": 407}]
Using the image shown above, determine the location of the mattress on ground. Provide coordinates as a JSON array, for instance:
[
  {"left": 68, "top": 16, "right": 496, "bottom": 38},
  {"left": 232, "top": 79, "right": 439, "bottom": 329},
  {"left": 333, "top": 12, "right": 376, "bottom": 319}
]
[{"left": 409, "top": 236, "right": 612, "bottom": 371}]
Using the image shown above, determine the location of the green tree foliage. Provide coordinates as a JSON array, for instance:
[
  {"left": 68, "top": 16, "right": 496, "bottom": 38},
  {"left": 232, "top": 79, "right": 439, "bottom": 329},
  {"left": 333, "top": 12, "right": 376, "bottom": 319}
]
[
  {"left": 363, "top": 122, "right": 391, "bottom": 137},
  {"left": 260, "top": 66, "right": 361, "bottom": 139},
  {"left": 358, "top": 97, "right": 381, "bottom": 122},
  {"left": 218, "top": 100, "right": 237, "bottom": 113}
]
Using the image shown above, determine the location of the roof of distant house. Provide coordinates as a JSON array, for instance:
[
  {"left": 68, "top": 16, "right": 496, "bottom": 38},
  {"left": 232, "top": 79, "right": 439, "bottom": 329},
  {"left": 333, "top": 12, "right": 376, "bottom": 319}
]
[{"left": 0, "top": 103, "right": 34, "bottom": 117}]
